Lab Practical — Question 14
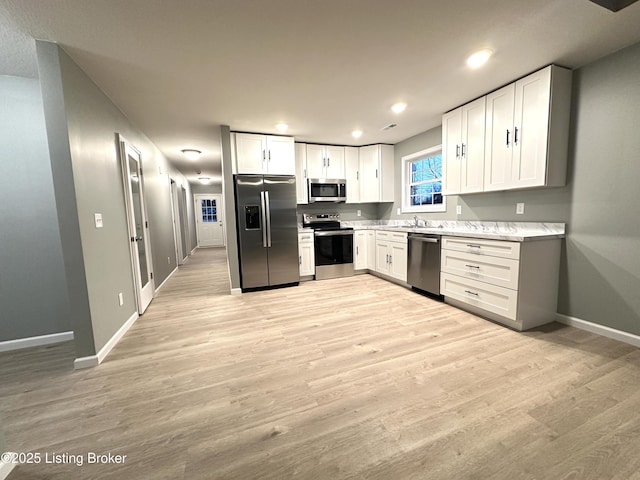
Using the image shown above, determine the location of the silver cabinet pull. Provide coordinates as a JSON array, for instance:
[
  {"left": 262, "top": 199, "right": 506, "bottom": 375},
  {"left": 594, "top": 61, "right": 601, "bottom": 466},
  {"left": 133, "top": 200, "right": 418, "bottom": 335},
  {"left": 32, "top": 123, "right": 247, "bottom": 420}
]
[
  {"left": 514, "top": 126, "right": 519, "bottom": 146},
  {"left": 465, "top": 264, "right": 480, "bottom": 269},
  {"left": 461, "top": 143, "right": 466, "bottom": 157},
  {"left": 466, "top": 244, "right": 481, "bottom": 248},
  {"left": 506, "top": 129, "right": 510, "bottom": 147},
  {"left": 465, "top": 290, "right": 479, "bottom": 296}
]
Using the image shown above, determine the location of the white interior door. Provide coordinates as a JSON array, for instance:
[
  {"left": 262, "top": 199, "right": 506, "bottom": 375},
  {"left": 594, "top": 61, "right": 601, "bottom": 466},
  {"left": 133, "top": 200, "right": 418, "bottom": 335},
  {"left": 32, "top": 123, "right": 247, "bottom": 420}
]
[
  {"left": 194, "top": 194, "right": 225, "bottom": 247},
  {"left": 120, "top": 137, "right": 154, "bottom": 314}
]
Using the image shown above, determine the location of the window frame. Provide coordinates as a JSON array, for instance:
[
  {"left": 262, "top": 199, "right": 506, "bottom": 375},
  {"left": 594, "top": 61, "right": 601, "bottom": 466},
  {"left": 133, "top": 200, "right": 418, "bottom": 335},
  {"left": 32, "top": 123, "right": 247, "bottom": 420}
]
[{"left": 401, "top": 145, "right": 446, "bottom": 213}]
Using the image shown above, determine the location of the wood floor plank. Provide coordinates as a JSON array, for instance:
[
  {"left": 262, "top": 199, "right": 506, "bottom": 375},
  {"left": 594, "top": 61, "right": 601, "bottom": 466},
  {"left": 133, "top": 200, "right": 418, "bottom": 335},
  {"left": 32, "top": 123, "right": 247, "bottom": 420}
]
[{"left": 1, "top": 247, "right": 639, "bottom": 479}]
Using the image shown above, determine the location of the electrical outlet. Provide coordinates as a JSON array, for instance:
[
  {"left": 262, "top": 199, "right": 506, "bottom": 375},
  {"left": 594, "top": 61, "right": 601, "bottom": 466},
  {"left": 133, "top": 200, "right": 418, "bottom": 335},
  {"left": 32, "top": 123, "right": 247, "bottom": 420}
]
[
  {"left": 516, "top": 203, "right": 525, "bottom": 215},
  {"left": 456, "top": 205, "right": 462, "bottom": 215},
  {"left": 396, "top": 207, "right": 401, "bottom": 215},
  {"left": 357, "top": 210, "right": 361, "bottom": 217},
  {"left": 118, "top": 292, "right": 124, "bottom": 306},
  {"left": 167, "top": 256, "right": 171, "bottom": 264},
  {"left": 94, "top": 213, "right": 103, "bottom": 228}
]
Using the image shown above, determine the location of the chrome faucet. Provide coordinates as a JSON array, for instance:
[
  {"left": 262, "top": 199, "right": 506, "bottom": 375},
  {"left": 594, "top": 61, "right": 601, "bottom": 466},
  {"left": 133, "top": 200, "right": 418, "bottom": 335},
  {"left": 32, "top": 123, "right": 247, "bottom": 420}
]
[{"left": 412, "top": 215, "right": 421, "bottom": 227}]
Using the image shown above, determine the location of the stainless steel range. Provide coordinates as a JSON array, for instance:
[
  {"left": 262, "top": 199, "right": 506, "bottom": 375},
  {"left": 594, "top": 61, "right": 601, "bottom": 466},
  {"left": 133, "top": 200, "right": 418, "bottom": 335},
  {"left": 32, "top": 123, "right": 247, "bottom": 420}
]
[{"left": 302, "top": 213, "right": 354, "bottom": 280}]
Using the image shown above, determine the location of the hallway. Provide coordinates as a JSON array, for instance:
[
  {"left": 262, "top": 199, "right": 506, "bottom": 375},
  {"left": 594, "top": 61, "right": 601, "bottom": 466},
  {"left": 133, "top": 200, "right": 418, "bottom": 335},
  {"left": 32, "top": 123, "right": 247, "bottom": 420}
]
[{"left": 2, "top": 247, "right": 640, "bottom": 479}]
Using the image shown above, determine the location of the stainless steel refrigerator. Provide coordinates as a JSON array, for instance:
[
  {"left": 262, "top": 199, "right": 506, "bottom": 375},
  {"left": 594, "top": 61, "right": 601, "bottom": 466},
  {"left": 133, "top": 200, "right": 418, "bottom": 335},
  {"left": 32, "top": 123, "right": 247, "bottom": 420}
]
[{"left": 234, "top": 175, "right": 300, "bottom": 291}]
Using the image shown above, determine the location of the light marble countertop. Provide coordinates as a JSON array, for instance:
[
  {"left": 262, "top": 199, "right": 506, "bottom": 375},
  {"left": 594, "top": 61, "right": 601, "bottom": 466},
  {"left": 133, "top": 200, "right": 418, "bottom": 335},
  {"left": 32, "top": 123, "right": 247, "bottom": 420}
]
[{"left": 340, "top": 220, "right": 565, "bottom": 242}]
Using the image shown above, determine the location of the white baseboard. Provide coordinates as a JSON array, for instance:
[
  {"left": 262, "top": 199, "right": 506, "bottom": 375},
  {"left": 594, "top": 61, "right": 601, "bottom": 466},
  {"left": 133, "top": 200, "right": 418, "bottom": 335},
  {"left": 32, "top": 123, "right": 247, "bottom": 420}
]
[
  {"left": 556, "top": 313, "right": 640, "bottom": 348},
  {"left": 0, "top": 460, "right": 15, "bottom": 480},
  {"left": 230, "top": 288, "right": 242, "bottom": 295},
  {"left": 74, "top": 310, "right": 139, "bottom": 369},
  {"left": 154, "top": 266, "right": 178, "bottom": 295},
  {"left": 0, "top": 331, "right": 74, "bottom": 353}
]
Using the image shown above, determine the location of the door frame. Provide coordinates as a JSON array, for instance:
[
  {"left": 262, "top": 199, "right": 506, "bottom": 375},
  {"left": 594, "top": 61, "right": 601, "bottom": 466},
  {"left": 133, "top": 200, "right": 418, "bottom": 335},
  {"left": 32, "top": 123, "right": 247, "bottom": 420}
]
[
  {"left": 170, "top": 178, "right": 185, "bottom": 265},
  {"left": 118, "top": 134, "right": 154, "bottom": 314},
  {"left": 194, "top": 193, "right": 225, "bottom": 247}
]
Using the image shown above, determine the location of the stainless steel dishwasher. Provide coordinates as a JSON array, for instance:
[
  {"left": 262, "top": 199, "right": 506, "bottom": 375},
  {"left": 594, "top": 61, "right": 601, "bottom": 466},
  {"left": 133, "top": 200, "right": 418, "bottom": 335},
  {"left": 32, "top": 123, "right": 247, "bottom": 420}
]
[{"left": 407, "top": 233, "right": 442, "bottom": 298}]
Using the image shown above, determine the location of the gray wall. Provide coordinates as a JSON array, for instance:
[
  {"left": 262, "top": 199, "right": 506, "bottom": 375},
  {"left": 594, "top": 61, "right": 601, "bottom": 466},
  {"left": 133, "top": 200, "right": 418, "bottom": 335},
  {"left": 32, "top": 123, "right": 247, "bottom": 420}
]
[
  {"left": 0, "top": 75, "right": 70, "bottom": 342},
  {"left": 37, "top": 42, "right": 192, "bottom": 354},
  {"left": 191, "top": 183, "right": 222, "bottom": 195},
  {"left": 382, "top": 41, "right": 640, "bottom": 336},
  {"left": 220, "top": 126, "right": 240, "bottom": 290},
  {"left": 298, "top": 202, "right": 379, "bottom": 222}
]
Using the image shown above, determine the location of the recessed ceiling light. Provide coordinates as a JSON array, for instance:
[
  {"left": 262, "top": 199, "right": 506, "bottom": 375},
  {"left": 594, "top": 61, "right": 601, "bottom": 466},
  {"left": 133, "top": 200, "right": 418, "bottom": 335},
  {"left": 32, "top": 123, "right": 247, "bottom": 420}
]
[
  {"left": 275, "top": 123, "right": 288, "bottom": 132},
  {"left": 391, "top": 102, "right": 407, "bottom": 114},
  {"left": 352, "top": 130, "right": 363, "bottom": 139},
  {"left": 466, "top": 49, "right": 493, "bottom": 69},
  {"left": 198, "top": 177, "right": 211, "bottom": 184},
  {"left": 181, "top": 149, "right": 202, "bottom": 161}
]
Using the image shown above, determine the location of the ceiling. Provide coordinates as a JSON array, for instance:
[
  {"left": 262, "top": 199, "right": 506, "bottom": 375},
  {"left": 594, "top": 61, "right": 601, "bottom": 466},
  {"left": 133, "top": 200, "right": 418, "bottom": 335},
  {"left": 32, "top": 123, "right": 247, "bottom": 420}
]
[{"left": 2, "top": 0, "right": 640, "bottom": 185}]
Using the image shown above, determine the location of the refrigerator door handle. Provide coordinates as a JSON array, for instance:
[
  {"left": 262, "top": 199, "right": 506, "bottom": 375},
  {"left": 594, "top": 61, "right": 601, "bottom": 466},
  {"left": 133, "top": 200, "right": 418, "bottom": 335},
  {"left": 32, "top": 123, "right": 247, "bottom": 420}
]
[
  {"left": 260, "top": 191, "right": 268, "bottom": 248},
  {"left": 265, "top": 190, "right": 272, "bottom": 247}
]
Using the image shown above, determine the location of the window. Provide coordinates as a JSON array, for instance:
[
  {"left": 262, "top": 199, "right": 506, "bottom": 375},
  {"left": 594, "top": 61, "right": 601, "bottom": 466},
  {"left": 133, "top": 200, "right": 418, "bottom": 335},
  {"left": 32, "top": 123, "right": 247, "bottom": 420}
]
[
  {"left": 200, "top": 199, "right": 217, "bottom": 223},
  {"left": 402, "top": 145, "right": 446, "bottom": 213}
]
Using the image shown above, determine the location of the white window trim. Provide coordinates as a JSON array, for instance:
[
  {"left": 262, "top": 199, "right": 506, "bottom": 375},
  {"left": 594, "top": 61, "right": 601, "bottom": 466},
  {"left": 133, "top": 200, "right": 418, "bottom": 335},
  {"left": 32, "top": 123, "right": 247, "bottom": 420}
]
[{"left": 401, "top": 145, "right": 446, "bottom": 213}]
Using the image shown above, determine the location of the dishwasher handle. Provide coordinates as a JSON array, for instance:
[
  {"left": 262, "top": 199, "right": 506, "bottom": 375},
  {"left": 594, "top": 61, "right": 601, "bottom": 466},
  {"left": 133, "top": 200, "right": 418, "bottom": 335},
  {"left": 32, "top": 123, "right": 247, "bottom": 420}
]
[{"left": 410, "top": 236, "right": 439, "bottom": 244}]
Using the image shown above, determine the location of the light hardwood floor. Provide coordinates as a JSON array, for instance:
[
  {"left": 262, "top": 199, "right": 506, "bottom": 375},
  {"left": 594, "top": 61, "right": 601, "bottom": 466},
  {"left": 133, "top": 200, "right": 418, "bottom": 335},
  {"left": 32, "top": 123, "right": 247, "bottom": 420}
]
[{"left": 2, "top": 247, "right": 640, "bottom": 479}]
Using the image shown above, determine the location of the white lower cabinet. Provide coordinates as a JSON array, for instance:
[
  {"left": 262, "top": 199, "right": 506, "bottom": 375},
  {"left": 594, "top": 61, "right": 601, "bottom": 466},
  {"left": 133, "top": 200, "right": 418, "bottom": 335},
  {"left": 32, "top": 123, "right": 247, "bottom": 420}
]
[
  {"left": 440, "top": 236, "right": 561, "bottom": 331},
  {"left": 298, "top": 231, "right": 315, "bottom": 277},
  {"left": 374, "top": 230, "right": 408, "bottom": 282},
  {"left": 354, "top": 230, "right": 377, "bottom": 271}
]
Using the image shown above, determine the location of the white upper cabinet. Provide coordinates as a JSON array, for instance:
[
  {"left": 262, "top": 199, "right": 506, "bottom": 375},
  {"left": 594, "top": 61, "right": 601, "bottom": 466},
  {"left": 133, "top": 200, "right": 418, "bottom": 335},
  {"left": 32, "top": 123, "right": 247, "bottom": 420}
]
[
  {"left": 484, "top": 65, "right": 572, "bottom": 192},
  {"left": 294, "top": 143, "right": 308, "bottom": 204},
  {"left": 235, "top": 133, "right": 295, "bottom": 175},
  {"left": 484, "top": 83, "right": 516, "bottom": 191},
  {"left": 443, "top": 97, "right": 486, "bottom": 195},
  {"left": 359, "top": 144, "right": 394, "bottom": 203},
  {"left": 345, "top": 147, "right": 360, "bottom": 203},
  {"left": 306, "top": 144, "right": 346, "bottom": 179}
]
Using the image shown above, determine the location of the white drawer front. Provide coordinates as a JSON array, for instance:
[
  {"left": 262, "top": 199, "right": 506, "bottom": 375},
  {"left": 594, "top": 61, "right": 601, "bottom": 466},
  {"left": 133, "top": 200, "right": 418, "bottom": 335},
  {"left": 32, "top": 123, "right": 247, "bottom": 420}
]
[
  {"left": 441, "top": 273, "right": 518, "bottom": 320},
  {"left": 298, "top": 233, "right": 314, "bottom": 243},
  {"left": 376, "top": 230, "right": 407, "bottom": 243},
  {"left": 441, "top": 249, "right": 520, "bottom": 290},
  {"left": 442, "top": 236, "right": 520, "bottom": 260}
]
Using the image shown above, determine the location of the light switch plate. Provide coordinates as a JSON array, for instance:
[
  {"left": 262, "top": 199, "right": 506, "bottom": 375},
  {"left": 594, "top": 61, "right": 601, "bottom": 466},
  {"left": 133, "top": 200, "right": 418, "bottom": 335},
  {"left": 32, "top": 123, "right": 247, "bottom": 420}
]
[
  {"left": 357, "top": 210, "right": 361, "bottom": 217},
  {"left": 94, "top": 213, "right": 103, "bottom": 228},
  {"left": 456, "top": 205, "right": 462, "bottom": 215},
  {"left": 396, "top": 207, "right": 401, "bottom": 215},
  {"left": 118, "top": 292, "right": 124, "bottom": 306},
  {"left": 516, "top": 203, "right": 525, "bottom": 215}
]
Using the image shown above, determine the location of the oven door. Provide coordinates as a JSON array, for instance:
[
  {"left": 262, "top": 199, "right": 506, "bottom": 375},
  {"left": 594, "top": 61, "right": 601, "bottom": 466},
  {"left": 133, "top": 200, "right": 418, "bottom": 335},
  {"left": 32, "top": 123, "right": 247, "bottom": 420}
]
[
  {"left": 314, "top": 230, "right": 353, "bottom": 265},
  {"left": 313, "top": 230, "right": 354, "bottom": 280}
]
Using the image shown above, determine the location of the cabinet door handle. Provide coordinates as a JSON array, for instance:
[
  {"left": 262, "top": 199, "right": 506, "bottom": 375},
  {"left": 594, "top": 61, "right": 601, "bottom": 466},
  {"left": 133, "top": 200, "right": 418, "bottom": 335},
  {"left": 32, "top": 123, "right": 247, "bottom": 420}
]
[
  {"left": 375, "top": 168, "right": 378, "bottom": 178},
  {"left": 303, "top": 168, "right": 306, "bottom": 178},
  {"left": 327, "top": 157, "right": 330, "bottom": 167},
  {"left": 514, "top": 127, "right": 519, "bottom": 146},
  {"left": 456, "top": 144, "right": 460, "bottom": 158},
  {"left": 356, "top": 246, "right": 359, "bottom": 255},
  {"left": 506, "top": 129, "right": 510, "bottom": 147},
  {"left": 356, "top": 171, "right": 359, "bottom": 180},
  {"left": 299, "top": 255, "right": 302, "bottom": 265},
  {"left": 268, "top": 150, "right": 271, "bottom": 161},
  {"left": 466, "top": 244, "right": 481, "bottom": 248},
  {"left": 262, "top": 150, "right": 266, "bottom": 160},
  {"left": 465, "top": 290, "right": 479, "bottom": 296},
  {"left": 465, "top": 264, "right": 480, "bottom": 269},
  {"left": 389, "top": 254, "right": 392, "bottom": 264},
  {"left": 461, "top": 143, "right": 466, "bottom": 157}
]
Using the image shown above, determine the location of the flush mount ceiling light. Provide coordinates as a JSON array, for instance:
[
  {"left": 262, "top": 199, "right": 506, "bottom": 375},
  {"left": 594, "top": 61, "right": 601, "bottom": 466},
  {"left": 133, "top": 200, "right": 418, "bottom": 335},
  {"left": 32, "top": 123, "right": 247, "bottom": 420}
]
[
  {"left": 588, "top": 0, "right": 639, "bottom": 11},
  {"left": 391, "top": 102, "right": 407, "bottom": 114},
  {"left": 275, "top": 123, "right": 288, "bottom": 132},
  {"left": 352, "top": 130, "right": 363, "bottom": 139},
  {"left": 198, "top": 177, "right": 211, "bottom": 184},
  {"left": 466, "top": 49, "right": 493, "bottom": 69},
  {"left": 181, "top": 149, "right": 202, "bottom": 161}
]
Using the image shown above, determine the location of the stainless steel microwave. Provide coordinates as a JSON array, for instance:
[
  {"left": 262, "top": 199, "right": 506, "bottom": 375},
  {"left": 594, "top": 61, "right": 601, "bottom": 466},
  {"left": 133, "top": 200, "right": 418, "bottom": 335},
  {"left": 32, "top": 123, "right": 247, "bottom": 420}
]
[{"left": 308, "top": 179, "right": 347, "bottom": 203}]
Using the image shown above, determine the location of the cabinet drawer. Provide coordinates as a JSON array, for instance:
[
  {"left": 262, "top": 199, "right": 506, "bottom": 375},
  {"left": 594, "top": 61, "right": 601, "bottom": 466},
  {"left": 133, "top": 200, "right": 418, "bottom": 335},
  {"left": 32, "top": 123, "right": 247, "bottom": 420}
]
[
  {"left": 442, "top": 236, "right": 520, "bottom": 259},
  {"left": 298, "top": 233, "right": 314, "bottom": 243},
  {"left": 376, "top": 230, "right": 407, "bottom": 243},
  {"left": 441, "top": 249, "right": 520, "bottom": 290},
  {"left": 441, "top": 273, "right": 518, "bottom": 320}
]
